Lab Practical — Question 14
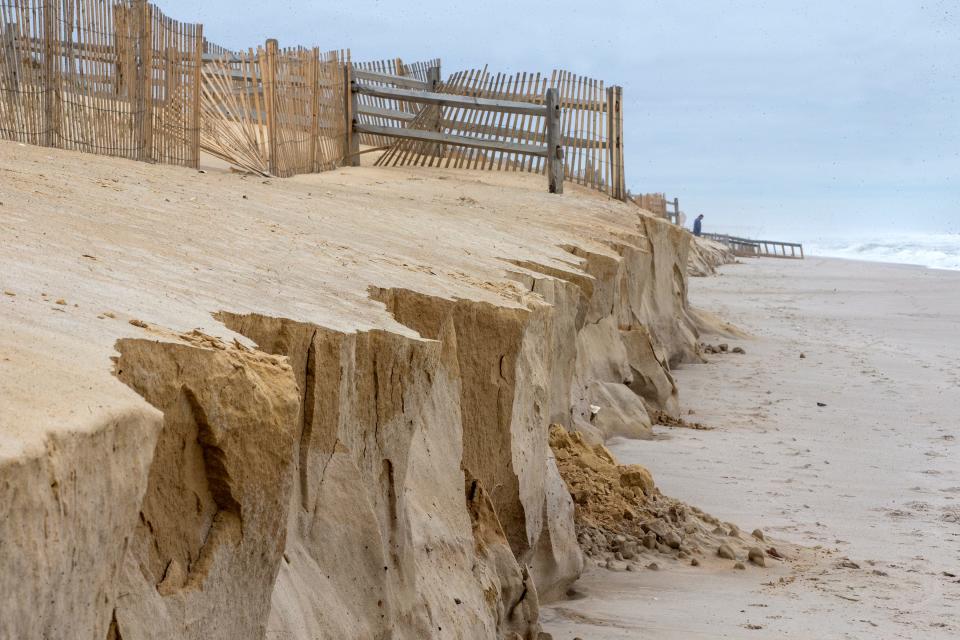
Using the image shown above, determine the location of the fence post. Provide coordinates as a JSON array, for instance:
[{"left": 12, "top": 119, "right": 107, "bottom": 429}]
[
  {"left": 546, "top": 87, "right": 563, "bottom": 194},
  {"left": 343, "top": 63, "right": 360, "bottom": 166},
  {"left": 41, "top": 0, "right": 56, "bottom": 147},
  {"left": 426, "top": 65, "right": 442, "bottom": 157},
  {"left": 190, "top": 24, "right": 203, "bottom": 168},
  {"left": 138, "top": 0, "right": 154, "bottom": 162},
  {"left": 264, "top": 38, "right": 279, "bottom": 175},
  {"left": 309, "top": 47, "right": 320, "bottom": 172},
  {"left": 606, "top": 85, "right": 624, "bottom": 200}
]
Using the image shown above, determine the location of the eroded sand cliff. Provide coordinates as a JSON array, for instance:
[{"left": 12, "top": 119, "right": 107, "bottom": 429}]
[{"left": 1, "top": 141, "right": 703, "bottom": 639}]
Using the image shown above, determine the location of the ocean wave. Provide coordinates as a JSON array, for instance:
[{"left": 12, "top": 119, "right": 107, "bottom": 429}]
[{"left": 807, "top": 233, "right": 960, "bottom": 271}]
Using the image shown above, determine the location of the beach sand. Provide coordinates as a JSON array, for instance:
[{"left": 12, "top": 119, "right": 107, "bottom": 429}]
[{"left": 542, "top": 256, "right": 960, "bottom": 638}]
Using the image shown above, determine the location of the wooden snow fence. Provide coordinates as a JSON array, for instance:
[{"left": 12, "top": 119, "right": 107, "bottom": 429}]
[
  {"left": 634, "top": 193, "right": 667, "bottom": 218},
  {"left": 0, "top": 2, "right": 629, "bottom": 193},
  {"left": 374, "top": 68, "right": 626, "bottom": 199},
  {"left": 348, "top": 65, "right": 566, "bottom": 194},
  {"left": 350, "top": 56, "right": 440, "bottom": 149},
  {"left": 200, "top": 42, "right": 348, "bottom": 176},
  {"left": 0, "top": 0, "right": 202, "bottom": 166}
]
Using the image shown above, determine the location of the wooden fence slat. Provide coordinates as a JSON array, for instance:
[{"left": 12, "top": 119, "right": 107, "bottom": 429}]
[
  {"left": 355, "top": 122, "right": 547, "bottom": 156},
  {"left": 353, "top": 82, "right": 547, "bottom": 116}
]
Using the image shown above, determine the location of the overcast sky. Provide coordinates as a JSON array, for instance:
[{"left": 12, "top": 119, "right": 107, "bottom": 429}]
[{"left": 162, "top": 0, "right": 958, "bottom": 240}]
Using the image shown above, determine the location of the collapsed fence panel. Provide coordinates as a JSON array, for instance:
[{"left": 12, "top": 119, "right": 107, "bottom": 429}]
[
  {"left": 200, "top": 43, "right": 347, "bottom": 177},
  {"left": 0, "top": 0, "right": 202, "bottom": 166},
  {"left": 350, "top": 56, "right": 440, "bottom": 149},
  {"left": 375, "top": 68, "right": 626, "bottom": 199}
]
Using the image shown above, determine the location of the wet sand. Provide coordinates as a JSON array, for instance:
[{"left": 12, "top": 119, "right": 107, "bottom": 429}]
[{"left": 543, "top": 256, "right": 960, "bottom": 638}]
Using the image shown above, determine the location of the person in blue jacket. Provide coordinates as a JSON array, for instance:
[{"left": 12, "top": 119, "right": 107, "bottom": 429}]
[{"left": 693, "top": 214, "right": 704, "bottom": 236}]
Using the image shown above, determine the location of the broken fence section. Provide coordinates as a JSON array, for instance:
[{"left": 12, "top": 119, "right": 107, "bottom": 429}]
[
  {"left": 200, "top": 43, "right": 348, "bottom": 177},
  {"left": 375, "top": 68, "right": 625, "bottom": 200},
  {"left": 351, "top": 56, "right": 440, "bottom": 149}
]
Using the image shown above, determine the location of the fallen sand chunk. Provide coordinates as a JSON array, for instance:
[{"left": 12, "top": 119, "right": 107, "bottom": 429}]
[
  {"left": 748, "top": 547, "right": 766, "bottom": 567},
  {"left": 653, "top": 410, "right": 714, "bottom": 431},
  {"left": 551, "top": 425, "right": 787, "bottom": 571},
  {"left": 718, "top": 543, "right": 736, "bottom": 560}
]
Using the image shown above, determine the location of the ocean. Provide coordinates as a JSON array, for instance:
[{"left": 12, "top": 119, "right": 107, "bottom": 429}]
[{"left": 806, "top": 233, "right": 960, "bottom": 271}]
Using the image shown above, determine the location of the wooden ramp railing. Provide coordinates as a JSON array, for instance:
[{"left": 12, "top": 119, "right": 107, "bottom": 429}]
[{"left": 701, "top": 233, "right": 804, "bottom": 259}]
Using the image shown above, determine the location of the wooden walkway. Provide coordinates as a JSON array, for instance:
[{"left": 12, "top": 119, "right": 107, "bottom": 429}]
[{"left": 701, "top": 233, "right": 804, "bottom": 259}]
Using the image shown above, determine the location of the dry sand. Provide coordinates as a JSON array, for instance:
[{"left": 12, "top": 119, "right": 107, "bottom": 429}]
[
  {"left": 0, "top": 140, "right": 695, "bottom": 638},
  {"left": 543, "top": 256, "right": 960, "bottom": 638}
]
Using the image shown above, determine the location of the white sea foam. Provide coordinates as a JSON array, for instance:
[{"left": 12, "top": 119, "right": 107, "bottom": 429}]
[{"left": 807, "top": 233, "right": 960, "bottom": 271}]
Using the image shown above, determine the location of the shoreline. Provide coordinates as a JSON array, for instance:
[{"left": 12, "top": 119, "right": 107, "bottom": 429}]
[
  {"left": 543, "top": 256, "right": 960, "bottom": 638},
  {"left": 806, "top": 253, "right": 960, "bottom": 273}
]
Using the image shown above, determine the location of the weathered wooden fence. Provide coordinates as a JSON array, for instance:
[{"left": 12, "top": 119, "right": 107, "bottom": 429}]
[
  {"left": 632, "top": 193, "right": 683, "bottom": 224},
  {"left": 200, "top": 42, "right": 348, "bottom": 176},
  {"left": 375, "top": 68, "right": 625, "bottom": 199},
  {"left": 633, "top": 193, "right": 666, "bottom": 217},
  {"left": 350, "top": 56, "right": 439, "bottom": 149},
  {"left": 665, "top": 196, "right": 680, "bottom": 224},
  {"left": 0, "top": 0, "right": 202, "bottom": 166},
  {"left": 0, "top": 3, "right": 629, "bottom": 195},
  {"left": 349, "top": 68, "right": 565, "bottom": 193}
]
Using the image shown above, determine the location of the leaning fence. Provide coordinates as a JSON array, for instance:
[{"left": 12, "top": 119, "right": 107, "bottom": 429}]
[
  {"left": 375, "top": 68, "right": 625, "bottom": 199},
  {"left": 348, "top": 67, "right": 565, "bottom": 193},
  {"left": 351, "top": 56, "right": 440, "bottom": 149},
  {"left": 0, "top": 0, "right": 202, "bottom": 167},
  {"left": 200, "top": 42, "right": 348, "bottom": 176}
]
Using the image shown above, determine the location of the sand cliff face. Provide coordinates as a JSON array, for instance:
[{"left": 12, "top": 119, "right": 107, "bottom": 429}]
[
  {"left": 688, "top": 236, "right": 737, "bottom": 277},
  {"left": 0, "top": 143, "right": 700, "bottom": 639}
]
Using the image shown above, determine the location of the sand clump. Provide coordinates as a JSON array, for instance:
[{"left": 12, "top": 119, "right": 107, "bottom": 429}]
[
  {"left": 549, "top": 425, "right": 781, "bottom": 570},
  {"left": 700, "top": 341, "right": 746, "bottom": 355},
  {"left": 652, "top": 410, "right": 713, "bottom": 431},
  {"left": 687, "top": 236, "right": 737, "bottom": 277}
]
